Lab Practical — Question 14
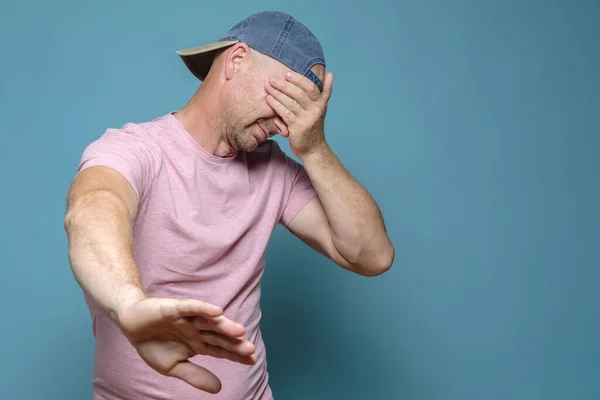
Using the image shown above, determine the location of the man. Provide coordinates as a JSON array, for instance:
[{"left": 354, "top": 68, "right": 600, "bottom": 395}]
[{"left": 64, "top": 10, "right": 394, "bottom": 400}]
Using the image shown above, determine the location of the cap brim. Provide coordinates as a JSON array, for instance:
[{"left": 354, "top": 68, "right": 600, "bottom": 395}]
[{"left": 176, "top": 40, "right": 239, "bottom": 81}]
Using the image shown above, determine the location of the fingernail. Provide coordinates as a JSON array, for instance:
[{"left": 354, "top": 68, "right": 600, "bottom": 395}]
[
  {"left": 286, "top": 72, "right": 294, "bottom": 79},
  {"left": 270, "top": 77, "right": 279, "bottom": 85}
]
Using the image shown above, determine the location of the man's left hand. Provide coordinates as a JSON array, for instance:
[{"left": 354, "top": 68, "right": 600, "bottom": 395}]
[{"left": 265, "top": 70, "right": 334, "bottom": 159}]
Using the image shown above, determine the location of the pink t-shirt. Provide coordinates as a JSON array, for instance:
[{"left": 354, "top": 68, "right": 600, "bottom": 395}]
[{"left": 77, "top": 112, "right": 317, "bottom": 400}]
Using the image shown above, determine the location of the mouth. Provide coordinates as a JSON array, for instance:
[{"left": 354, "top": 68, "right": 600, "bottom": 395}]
[{"left": 256, "top": 122, "right": 268, "bottom": 141}]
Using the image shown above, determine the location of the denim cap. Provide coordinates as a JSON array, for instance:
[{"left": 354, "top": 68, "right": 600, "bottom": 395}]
[{"left": 176, "top": 11, "right": 325, "bottom": 91}]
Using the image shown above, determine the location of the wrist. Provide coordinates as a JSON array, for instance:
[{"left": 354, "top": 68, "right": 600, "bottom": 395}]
[
  {"left": 298, "top": 142, "right": 332, "bottom": 165},
  {"left": 111, "top": 285, "right": 147, "bottom": 325}
]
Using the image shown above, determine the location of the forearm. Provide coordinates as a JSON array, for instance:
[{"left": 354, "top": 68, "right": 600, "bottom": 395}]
[
  {"left": 300, "top": 144, "right": 394, "bottom": 273},
  {"left": 64, "top": 191, "right": 146, "bottom": 325}
]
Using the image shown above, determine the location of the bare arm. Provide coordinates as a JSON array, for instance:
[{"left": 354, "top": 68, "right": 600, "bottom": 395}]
[
  {"left": 288, "top": 145, "right": 395, "bottom": 276},
  {"left": 64, "top": 166, "right": 146, "bottom": 325},
  {"left": 265, "top": 70, "right": 394, "bottom": 276},
  {"left": 64, "top": 165, "right": 257, "bottom": 391}
]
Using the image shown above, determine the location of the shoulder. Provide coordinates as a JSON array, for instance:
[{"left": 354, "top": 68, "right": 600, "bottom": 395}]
[
  {"left": 104, "top": 115, "right": 165, "bottom": 144},
  {"left": 81, "top": 115, "right": 166, "bottom": 174},
  {"left": 90, "top": 115, "right": 167, "bottom": 153}
]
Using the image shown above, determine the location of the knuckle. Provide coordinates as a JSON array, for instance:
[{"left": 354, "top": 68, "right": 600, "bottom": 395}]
[{"left": 314, "top": 107, "right": 324, "bottom": 119}]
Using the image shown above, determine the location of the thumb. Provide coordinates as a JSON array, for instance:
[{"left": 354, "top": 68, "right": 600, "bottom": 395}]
[{"left": 169, "top": 360, "right": 222, "bottom": 394}]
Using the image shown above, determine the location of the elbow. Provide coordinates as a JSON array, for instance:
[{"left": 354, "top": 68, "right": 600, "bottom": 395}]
[
  {"left": 353, "top": 243, "right": 395, "bottom": 277},
  {"left": 379, "top": 243, "right": 395, "bottom": 273},
  {"left": 63, "top": 199, "right": 90, "bottom": 234},
  {"left": 64, "top": 192, "right": 91, "bottom": 233},
  {"left": 64, "top": 207, "right": 80, "bottom": 234}
]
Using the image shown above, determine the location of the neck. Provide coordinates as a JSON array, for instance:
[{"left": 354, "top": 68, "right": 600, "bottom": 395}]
[{"left": 173, "top": 81, "right": 236, "bottom": 157}]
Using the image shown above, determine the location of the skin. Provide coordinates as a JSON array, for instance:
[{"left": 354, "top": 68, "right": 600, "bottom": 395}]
[{"left": 64, "top": 42, "right": 394, "bottom": 394}]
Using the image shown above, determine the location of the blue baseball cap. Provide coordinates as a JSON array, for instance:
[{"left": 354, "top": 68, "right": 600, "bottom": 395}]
[{"left": 176, "top": 11, "right": 326, "bottom": 91}]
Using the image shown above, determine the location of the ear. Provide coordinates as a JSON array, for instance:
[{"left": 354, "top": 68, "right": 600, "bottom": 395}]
[
  {"left": 224, "top": 42, "right": 250, "bottom": 80},
  {"left": 310, "top": 63, "right": 326, "bottom": 82}
]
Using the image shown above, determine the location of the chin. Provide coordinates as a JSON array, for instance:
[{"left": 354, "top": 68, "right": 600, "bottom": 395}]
[{"left": 233, "top": 134, "right": 259, "bottom": 153}]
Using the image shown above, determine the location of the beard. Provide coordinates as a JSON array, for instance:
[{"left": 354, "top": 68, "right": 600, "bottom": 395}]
[
  {"left": 226, "top": 122, "right": 259, "bottom": 152},
  {"left": 220, "top": 92, "right": 261, "bottom": 153}
]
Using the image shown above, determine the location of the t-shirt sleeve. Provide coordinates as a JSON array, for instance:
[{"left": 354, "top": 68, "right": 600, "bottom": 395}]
[
  {"left": 279, "top": 154, "right": 318, "bottom": 227},
  {"left": 77, "top": 125, "right": 162, "bottom": 201}
]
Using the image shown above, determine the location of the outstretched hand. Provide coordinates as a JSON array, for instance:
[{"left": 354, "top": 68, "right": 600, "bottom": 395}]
[{"left": 117, "top": 297, "right": 256, "bottom": 394}]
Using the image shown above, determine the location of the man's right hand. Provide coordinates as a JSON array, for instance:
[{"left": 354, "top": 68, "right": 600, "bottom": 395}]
[
  {"left": 66, "top": 168, "right": 255, "bottom": 393},
  {"left": 117, "top": 297, "right": 256, "bottom": 394}
]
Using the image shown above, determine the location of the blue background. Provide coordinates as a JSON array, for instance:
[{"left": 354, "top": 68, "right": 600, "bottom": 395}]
[{"left": 1, "top": 0, "right": 598, "bottom": 399}]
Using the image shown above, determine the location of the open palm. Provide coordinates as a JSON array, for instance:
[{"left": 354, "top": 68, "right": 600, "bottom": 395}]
[{"left": 117, "top": 297, "right": 256, "bottom": 394}]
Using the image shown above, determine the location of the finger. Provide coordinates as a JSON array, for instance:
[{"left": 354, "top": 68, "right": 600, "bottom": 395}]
[
  {"left": 268, "top": 76, "right": 313, "bottom": 110},
  {"left": 321, "top": 72, "right": 334, "bottom": 102},
  {"left": 266, "top": 94, "right": 297, "bottom": 126},
  {"left": 202, "top": 343, "right": 258, "bottom": 366},
  {"left": 176, "top": 299, "right": 223, "bottom": 318},
  {"left": 191, "top": 315, "right": 247, "bottom": 338},
  {"left": 285, "top": 71, "right": 321, "bottom": 101},
  {"left": 170, "top": 318, "right": 201, "bottom": 341},
  {"left": 168, "top": 360, "right": 222, "bottom": 394},
  {"left": 160, "top": 299, "right": 223, "bottom": 323},
  {"left": 266, "top": 82, "right": 305, "bottom": 117},
  {"left": 273, "top": 116, "right": 289, "bottom": 137},
  {"left": 185, "top": 338, "right": 256, "bottom": 365},
  {"left": 198, "top": 331, "right": 256, "bottom": 356}
]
